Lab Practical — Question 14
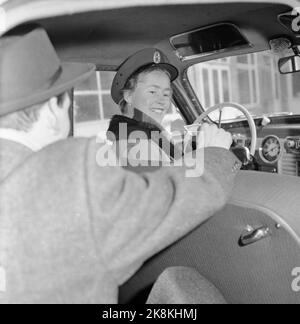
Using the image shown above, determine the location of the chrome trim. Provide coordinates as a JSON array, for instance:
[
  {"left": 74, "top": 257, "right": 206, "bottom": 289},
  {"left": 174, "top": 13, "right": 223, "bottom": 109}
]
[{"left": 239, "top": 226, "right": 271, "bottom": 247}]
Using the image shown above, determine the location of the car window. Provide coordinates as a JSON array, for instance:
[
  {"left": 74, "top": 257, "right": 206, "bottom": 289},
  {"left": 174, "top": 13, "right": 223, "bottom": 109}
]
[
  {"left": 187, "top": 51, "right": 300, "bottom": 122},
  {"left": 73, "top": 71, "right": 119, "bottom": 140},
  {"left": 73, "top": 71, "right": 186, "bottom": 139}
]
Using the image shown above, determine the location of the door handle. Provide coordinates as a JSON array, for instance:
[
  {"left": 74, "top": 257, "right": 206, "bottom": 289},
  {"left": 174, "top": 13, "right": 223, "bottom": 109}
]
[{"left": 239, "top": 226, "right": 271, "bottom": 247}]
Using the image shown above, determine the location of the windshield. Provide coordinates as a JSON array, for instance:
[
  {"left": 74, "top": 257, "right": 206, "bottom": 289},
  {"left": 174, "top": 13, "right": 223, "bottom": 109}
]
[{"left": 188, "top": 50, "right": 300, "bottom": 122}]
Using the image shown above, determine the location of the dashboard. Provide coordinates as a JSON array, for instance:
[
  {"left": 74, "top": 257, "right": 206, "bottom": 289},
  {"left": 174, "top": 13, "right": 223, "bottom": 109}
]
[{"left": 225, "top": 116, "right": 300, "bottom": 177}]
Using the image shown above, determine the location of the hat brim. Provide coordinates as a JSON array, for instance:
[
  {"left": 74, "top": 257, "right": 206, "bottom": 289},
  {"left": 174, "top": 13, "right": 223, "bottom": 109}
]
[
  {"left": 0, "top": 62, "right": 95, "bottom": 115},
  {"left": 154, "top": 63, "right": 178, "bottom": 82}
]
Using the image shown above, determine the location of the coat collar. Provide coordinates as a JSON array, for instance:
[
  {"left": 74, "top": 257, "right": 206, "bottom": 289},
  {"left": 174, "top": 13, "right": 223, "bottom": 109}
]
[
  {"left": 0, "top": 138, "right": 33, "bottom": 182},
  {"left": 107, "top": 115, "right": 182, "bottom": 160},
  {"left": 108, "top": 114, "right": 162, "bottom": 141}
]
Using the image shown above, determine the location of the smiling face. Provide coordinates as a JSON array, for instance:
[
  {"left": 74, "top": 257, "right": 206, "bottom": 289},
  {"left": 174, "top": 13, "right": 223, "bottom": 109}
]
[{"left": 124, "top": 70, "right": 173, "bottom": 124}]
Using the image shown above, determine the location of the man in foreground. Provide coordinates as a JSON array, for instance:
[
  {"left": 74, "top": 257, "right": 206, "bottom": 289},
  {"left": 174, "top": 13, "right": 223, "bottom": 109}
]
[{"left": 0, "top": 27, "right": 240, "bottom": 303}]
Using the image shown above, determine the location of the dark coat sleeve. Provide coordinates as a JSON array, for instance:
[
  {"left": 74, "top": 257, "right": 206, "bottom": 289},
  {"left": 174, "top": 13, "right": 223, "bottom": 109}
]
[{"left": 85, "top": 138, "right": 241, "bottom": 284}]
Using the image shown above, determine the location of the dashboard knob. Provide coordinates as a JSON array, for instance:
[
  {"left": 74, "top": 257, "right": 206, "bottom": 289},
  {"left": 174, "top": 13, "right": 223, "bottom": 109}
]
[
  {"left": 284, "top": 137, "right": 300, "bottom": 153},
  {"left": 286, "top": 140, "right": 296, "bottom": 148},
  {"left": 261, "top": 116, "right": 271, "bottom": 127}
]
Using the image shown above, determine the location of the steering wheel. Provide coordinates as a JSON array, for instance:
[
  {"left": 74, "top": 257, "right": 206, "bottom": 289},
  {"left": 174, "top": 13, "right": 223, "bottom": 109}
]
[{"left": 185, "top": 102, "right": 257, "bottom": 157}]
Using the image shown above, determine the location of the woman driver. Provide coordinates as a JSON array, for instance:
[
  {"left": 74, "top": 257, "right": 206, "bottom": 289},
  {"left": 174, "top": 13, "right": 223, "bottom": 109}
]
[{"left": 108, "top": 48, "right": 182, "bottom": 162}]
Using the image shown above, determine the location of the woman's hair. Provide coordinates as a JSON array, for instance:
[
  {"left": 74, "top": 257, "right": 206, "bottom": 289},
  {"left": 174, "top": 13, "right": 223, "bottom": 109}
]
[{"left": 120, "top": 65, "right": 171, "bottom": 114}]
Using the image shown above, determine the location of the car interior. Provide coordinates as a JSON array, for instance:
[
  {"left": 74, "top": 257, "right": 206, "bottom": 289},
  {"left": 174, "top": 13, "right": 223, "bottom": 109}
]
[{"left": 1, "top": 0, "right": 300, "bottom": 304}]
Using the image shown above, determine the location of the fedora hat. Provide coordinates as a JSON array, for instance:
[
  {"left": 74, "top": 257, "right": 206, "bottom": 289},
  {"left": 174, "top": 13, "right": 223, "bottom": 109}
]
[
  {"left": 111, "top": 48, "right": 178, "bottom": 105},
  {"left": 0, "top": 28, "right": 95, "bottom": 116}
]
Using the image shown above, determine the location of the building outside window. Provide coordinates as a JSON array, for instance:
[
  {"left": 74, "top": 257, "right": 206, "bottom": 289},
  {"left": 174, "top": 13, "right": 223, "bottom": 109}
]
[
  {"left": 188, "top": 51, "right": 300, "bottom": 122},
  {"left": 188, "top": 58, "right": 232, "bottom": 108},
  {"left": 235, "top": 54, "right": 258, "bottom": 107},
  {"left": 73, "top": 71, "right": 119, "bottom": 138}
]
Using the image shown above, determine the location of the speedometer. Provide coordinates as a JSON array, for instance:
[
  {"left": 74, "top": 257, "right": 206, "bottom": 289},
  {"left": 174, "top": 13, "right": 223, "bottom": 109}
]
[{"left": 259, "top": 135, "right": 282, "bottom": 164}]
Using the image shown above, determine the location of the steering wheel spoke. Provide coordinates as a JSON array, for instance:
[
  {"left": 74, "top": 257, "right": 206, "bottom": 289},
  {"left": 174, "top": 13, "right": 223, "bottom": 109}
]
[{"left": 218, "top": 108, "right": 223, "bottom": 129}]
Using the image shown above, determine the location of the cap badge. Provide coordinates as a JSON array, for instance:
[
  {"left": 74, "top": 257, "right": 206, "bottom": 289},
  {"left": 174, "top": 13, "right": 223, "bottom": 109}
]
[{"left": 153, "top": 51, "right": 161, "bottom": 64}]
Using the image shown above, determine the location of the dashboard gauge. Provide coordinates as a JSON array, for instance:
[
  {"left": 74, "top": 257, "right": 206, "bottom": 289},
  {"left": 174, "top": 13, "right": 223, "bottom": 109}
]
[{"left": 259, "top": 135, "right": 282, "bottom": 164}]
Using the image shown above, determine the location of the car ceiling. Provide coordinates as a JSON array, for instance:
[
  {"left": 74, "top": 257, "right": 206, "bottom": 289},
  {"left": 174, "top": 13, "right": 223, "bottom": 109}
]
[{"left": 5, "top": 2, "right": 298, "bottom": 68}]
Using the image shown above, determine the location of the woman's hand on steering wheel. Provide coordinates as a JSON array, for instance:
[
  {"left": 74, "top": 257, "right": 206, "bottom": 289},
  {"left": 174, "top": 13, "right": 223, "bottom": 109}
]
[
  {"left": 185, "top": 102, "right": 257, "bottom": 157},
  {"left": 199, "top": 123, "right": 233, "bottom": 150}
]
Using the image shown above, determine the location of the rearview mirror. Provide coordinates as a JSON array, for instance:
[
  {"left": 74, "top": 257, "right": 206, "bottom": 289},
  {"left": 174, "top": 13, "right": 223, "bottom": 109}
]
[{"left": 278, "top": 55, "right": 300, "bottom": 74}]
